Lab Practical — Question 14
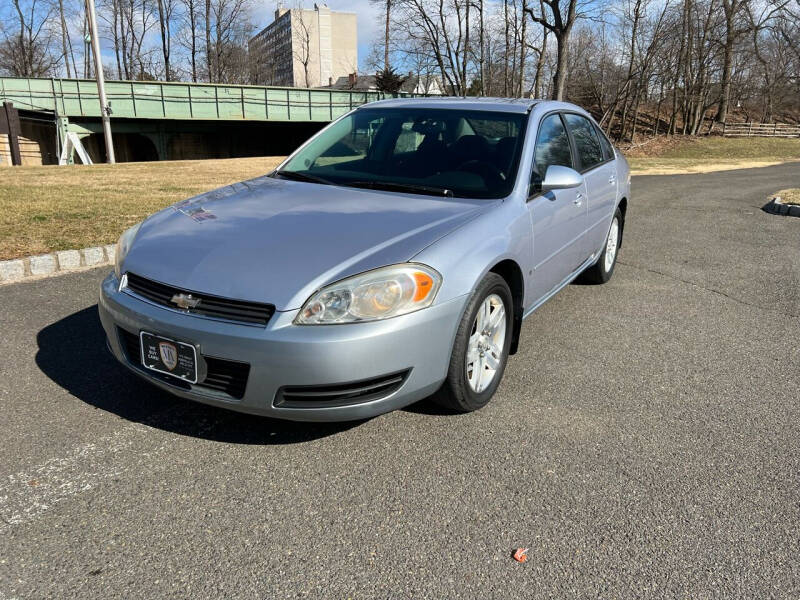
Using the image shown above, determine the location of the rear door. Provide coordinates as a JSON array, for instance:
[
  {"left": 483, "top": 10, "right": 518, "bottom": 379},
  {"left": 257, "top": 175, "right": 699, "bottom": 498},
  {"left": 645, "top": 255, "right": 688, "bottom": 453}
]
[
  {"left": 563, "top": 113, "right": 617, "bottom": 259},
  {"left": 526, "top": 112, "right": 588, "bottom": 303}
]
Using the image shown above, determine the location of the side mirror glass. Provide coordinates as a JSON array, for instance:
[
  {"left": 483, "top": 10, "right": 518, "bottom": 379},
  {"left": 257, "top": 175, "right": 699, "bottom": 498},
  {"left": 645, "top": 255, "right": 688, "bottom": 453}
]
[{"left": 541, "top": 165, "right": 583, "bottom": 192}]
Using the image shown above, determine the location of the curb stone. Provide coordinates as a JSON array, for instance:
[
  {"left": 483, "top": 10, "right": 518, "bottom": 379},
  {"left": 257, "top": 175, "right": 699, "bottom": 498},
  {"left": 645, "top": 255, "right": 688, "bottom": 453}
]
[
  {"left": 82, "top": 246, "right": 106, "bottom": 266},
  {"left": 0, "top": 259, "right": 25, "bottom": 282},
  {"left": 56, "top": 250, "right": 81, "bottom": 270},
  {"left": 764, "top": 196, "right": 800, "bottom": 218},
  {"left": 0, "top": 245, "right": 114, "bottom": 285},
  {"left": 29, "top": 254, "right": 57, "bottom": 276}
]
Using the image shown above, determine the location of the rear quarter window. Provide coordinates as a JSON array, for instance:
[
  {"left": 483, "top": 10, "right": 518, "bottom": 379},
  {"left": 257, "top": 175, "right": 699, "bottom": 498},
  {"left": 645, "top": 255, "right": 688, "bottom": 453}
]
[{"left": 594, "top": 124, "right": 615, "bottom": 161}]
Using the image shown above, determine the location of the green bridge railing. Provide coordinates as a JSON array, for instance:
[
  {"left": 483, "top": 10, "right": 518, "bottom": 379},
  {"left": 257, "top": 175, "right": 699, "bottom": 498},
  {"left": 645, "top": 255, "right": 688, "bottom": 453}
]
[{"left": 0, "top": 77, "right": 402, "bottom": 122}]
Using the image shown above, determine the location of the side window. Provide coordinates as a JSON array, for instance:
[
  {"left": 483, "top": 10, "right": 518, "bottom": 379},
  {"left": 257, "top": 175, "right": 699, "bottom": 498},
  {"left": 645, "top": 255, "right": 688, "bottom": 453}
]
[
  {"left": 533, "top": 114, "right": 573, "bottom": 182},
  {"left": 594, "top": 123, "right": 615, "bottom": 160},
  {"left": 564, "top": 114, "right": 604, "bottom": 171}
]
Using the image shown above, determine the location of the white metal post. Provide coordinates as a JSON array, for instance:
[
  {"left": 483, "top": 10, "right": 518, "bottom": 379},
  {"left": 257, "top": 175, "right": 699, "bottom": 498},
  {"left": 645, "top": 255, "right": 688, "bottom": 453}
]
[{"left": 85, "top": 0, "right": 115, "bottom": 163}]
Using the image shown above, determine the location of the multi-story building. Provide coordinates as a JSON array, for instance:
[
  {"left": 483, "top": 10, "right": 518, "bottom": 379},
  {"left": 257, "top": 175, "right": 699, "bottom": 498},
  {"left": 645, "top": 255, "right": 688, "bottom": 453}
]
[{"left": 249, "top": 4, "right": 357, "bottom": 88}]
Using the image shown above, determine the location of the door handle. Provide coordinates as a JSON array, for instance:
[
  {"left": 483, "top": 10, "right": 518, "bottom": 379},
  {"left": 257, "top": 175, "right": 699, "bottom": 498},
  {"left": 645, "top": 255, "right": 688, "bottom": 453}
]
[
  {"left": 573, "top": 193, "right": 584, "bottom": 206},
  {"left": 608, "top": 175, "right": 616, "bottom": 185}
]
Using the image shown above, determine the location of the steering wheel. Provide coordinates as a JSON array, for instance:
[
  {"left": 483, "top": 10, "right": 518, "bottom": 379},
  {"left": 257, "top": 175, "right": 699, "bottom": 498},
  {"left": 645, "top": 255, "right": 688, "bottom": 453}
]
[{"left": 455, "top": 160, "right": 506, "bottom": 187}]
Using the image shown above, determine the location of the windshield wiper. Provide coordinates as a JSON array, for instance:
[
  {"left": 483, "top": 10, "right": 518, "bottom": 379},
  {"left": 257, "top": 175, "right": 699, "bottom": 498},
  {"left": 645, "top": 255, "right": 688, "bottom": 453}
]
[
  {"left": 347, "top": 180, "right": 454, "bottom": 198},
  {"left": 272, "top": 170, "right": 337, "bottom": 187}
]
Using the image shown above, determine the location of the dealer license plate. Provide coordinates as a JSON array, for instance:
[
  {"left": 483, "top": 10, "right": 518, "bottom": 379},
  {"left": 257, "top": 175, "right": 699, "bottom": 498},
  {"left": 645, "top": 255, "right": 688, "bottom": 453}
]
[{"left": 140, "top": 331, "right": 198, "bottom": 384}]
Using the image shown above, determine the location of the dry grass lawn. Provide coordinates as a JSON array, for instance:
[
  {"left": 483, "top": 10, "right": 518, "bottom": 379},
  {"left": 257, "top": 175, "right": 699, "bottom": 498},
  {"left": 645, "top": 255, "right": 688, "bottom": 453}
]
[
  {"left": 774, "top": 189, "right": 800, "bottom": 205},
  {"left": 0, "top": 157, "right": 283, "bottom": 260},
  {"left": 2, "top": 136, "right": 800, "bottom": 261},
  {"left": 627, "top": 136, "right": 800, "bottom": 175}
]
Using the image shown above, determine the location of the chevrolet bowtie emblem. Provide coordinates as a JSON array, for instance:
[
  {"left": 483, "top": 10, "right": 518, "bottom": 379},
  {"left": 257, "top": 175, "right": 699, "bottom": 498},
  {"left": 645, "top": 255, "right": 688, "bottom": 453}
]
[{"left": 170, "top": 293, "right": 201, "bottom": 309}]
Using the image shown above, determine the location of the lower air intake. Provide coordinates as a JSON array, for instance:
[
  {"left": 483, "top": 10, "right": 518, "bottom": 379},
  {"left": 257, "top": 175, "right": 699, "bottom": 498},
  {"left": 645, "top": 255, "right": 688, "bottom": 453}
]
[{"left": 275, "top": 370, "right": 411, "bottom": 409}]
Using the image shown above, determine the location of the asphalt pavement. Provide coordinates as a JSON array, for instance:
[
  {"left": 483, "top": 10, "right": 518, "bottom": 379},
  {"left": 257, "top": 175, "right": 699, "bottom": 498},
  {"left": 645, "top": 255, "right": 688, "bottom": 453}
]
[{"left": 1, "top": 163, "right": 799, "bottom": 598}]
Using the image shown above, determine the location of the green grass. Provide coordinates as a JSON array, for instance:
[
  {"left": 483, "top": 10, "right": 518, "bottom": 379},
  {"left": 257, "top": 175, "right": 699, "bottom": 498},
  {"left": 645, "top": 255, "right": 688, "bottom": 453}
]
[{"left": 0, "top": 157, "right": 283, "bottom": 261}]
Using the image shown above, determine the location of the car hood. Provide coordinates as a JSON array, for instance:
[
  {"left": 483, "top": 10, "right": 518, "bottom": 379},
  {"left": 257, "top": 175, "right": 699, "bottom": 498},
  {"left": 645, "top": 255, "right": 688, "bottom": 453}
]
[{"left": 123, "top": 175, "right": 494, "bottom": 311}]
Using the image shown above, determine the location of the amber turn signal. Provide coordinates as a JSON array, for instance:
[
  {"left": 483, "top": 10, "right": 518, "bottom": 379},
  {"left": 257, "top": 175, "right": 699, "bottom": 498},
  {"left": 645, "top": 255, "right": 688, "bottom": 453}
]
[{"left": 412, "top": 270, "right": 435, "bottom": 302}]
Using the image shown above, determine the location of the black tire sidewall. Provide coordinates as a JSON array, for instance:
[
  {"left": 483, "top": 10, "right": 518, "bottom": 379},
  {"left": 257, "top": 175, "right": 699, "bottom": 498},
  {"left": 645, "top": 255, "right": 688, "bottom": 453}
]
[{"left": 449, "top": 274, "right": 513, "bottom": 411}]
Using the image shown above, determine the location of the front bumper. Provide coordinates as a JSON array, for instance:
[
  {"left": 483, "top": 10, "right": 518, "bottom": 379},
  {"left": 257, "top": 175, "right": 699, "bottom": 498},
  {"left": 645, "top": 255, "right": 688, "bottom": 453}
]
[{"left": 98, "top": 272, "right": 468, "bottom": 421}]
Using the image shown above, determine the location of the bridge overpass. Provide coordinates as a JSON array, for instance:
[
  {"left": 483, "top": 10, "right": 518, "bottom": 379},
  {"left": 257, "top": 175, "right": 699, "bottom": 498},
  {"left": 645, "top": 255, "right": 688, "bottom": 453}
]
[{"left": 0, "top": 77, "right": 401, "bottom": 164}]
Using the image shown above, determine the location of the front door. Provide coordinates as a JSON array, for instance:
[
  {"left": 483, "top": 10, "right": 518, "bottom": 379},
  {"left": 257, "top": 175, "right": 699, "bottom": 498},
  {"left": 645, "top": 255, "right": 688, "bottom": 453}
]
[{"left": 527, "top": 113, "right": 588, "bottom": 303}]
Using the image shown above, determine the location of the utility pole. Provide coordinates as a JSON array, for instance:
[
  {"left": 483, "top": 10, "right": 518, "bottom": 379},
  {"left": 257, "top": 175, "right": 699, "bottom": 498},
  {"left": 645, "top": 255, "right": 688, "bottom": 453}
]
[{"left": 85, "top": 0, "right": 115, "bottom": 163}]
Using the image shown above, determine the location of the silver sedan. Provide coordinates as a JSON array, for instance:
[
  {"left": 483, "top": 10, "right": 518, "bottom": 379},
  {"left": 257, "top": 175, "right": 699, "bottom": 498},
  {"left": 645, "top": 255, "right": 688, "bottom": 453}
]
[{"left": 99, "top": 98, "right": 631, "bottom": 421}]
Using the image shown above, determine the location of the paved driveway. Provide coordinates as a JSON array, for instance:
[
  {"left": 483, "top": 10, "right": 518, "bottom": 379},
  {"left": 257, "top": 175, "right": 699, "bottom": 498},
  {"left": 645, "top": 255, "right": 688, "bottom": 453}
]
[{"left": 1, "top": 164, "right": 798, "bottom": 598}]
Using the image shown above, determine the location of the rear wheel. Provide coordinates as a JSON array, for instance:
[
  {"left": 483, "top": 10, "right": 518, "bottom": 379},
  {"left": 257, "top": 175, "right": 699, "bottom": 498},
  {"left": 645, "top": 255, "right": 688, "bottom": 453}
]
[
  {"left": 580, "top": 207, "right": 621, "bottom": 284},
  {"left": 432, "top": 273, "right": 513, "bottom": 412}
]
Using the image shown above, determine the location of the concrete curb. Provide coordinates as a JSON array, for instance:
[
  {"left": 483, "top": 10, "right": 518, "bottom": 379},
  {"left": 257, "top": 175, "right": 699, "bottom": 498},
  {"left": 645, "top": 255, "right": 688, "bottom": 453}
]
[
  {"left": 764, "top": 196, "right": 800, "bottom": 218},
  {"left": 0, "top": 244, "right": 115, "bottom": 285}
]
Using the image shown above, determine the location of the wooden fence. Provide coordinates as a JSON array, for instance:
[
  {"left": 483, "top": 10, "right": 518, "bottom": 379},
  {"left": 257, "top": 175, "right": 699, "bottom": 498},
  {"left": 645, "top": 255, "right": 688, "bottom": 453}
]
[{"left": 722, "top": 122, "right": 800, "bottom": 138}]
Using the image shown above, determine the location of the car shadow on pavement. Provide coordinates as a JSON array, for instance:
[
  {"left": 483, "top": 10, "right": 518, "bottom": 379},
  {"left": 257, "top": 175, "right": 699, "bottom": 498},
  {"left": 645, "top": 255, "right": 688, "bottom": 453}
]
[
  {"left": 402, "top": 399, "right": 459, "bottom": 416},
  {"left": 35, "top": 306, "right": 364, "bottom": 445}
]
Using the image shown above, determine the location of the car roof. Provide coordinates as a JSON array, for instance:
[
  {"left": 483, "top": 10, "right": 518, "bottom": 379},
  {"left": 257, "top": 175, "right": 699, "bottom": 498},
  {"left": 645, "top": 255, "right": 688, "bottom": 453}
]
[{"left": 360, "top": 96, "right": 545, "bottom": 114}]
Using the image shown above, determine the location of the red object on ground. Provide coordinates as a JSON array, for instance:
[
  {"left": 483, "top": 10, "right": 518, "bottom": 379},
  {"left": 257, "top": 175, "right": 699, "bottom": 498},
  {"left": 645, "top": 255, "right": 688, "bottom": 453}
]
[{"left": 512, "top": 548, "right": 528, "bottom": 563}]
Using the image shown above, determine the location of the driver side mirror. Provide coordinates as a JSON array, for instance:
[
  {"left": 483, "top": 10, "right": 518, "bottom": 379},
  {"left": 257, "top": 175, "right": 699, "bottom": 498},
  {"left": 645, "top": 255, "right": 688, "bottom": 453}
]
[{"left": 540, "top": 165, "right": 583, "bottom": 192}]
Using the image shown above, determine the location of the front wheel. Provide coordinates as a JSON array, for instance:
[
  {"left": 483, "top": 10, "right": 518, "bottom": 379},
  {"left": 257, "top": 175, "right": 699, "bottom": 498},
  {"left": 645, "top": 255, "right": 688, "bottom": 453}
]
[
  {"left": 580, "top": 207, "right": 622, "bottom": 284},
  {"left": 432, "top": 273, "right": 513, "bottom": 412}
]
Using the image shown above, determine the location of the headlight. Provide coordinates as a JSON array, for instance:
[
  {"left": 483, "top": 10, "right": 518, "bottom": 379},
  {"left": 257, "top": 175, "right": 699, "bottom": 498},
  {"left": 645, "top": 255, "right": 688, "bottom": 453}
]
[
  {"left": 114, "top": 222, "right": 142, "bottom": 277},
  {"left": 296, "top": 264, "right": 442, "bottom": 324}
]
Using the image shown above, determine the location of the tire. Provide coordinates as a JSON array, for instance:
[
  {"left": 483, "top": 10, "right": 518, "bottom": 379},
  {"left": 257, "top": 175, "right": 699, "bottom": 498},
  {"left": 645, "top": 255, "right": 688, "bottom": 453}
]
[
  {"left": 432, "top": 273, "right": 513, "bottom": 412},
  {"left": 579, "top": 207, "right": 622, "bottom": 284}
]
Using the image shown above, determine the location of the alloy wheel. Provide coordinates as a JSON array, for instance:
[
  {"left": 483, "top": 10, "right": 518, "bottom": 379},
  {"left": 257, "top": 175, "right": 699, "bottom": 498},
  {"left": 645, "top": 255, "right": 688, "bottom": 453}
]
[
  {"left": 605, "top": 217, "right": 620, "bottom": 272},
  {"left": 466, "top": 293, "right": 507, "bottom": 393}
]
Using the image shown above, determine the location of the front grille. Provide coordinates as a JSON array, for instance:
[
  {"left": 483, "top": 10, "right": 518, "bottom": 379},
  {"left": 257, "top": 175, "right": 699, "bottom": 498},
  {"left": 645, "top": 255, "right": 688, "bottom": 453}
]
[
  {"left": 275, "top": 370, "right": 410, "bottom": 409},
  {"left": 118, "top": 328, "right": 250, "bottom": 399},
  {"left": 125, "top": 272, "right": 275, "bottom": 327}
]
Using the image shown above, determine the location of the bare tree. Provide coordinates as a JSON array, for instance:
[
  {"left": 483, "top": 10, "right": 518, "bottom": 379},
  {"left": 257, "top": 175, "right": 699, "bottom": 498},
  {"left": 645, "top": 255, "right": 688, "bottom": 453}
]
[
  {"left": 394, "top": 0, "right": 474, "bottom": 95},
  {"left": 177, "top": 0, "right": 200, "bottom": 81},
  {"left": 370, "top": 0, "right": 392, "bottom": 71},
  {"left": 0, "top": 0, "right": 60, "bottom": 77},
  {"left": 524, "top": 0, "right": 584, "bottom": 99},
  {"left": 746, "top": 0, "right": 792, "bottom": 122},
  {"left": 155, "top": 0, "right": 176, "bottom": 79},
  {"left": 56, "top": 0, "right": 76, "bottom": 77},
  {"left": 99, "top": 0, "right": 157, "bottom": 79},
  {"left": 204, "top": 0, "right": 252, "bottom": 83},
  {"left": 715, "top": 0, "right": 749, "bottom": 122},
  {"left": 476, "top": 0, "right": 485, "bottom": 94},
  {"left": 292, "top": 7, "right": 312, "bottom": 87},
  {"left": 530, "top": 7, "right": 549, "bottom": 97},
  {"left": 3, "top": 0, "right": 798, "bottom": 138}
]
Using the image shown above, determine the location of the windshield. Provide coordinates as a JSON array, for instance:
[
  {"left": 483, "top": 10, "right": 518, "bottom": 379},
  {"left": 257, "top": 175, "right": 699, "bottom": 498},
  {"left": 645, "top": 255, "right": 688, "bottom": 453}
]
[{"left": 277, "top": 107, "right": 527, "bottom": 199}]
